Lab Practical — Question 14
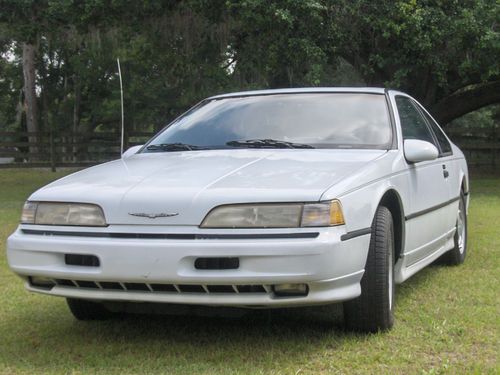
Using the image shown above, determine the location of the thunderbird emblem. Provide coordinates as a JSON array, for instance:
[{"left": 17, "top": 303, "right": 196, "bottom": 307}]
[{"left": 128, "top": 212, "right": 179, "bottom": 219}]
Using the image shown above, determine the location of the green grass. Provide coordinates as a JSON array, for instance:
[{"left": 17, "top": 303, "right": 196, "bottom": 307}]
[{"left": 0, "top": 169, "right": 498, "bottom": 374}]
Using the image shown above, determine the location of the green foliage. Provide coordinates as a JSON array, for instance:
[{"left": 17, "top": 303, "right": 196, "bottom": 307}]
[
  {"left": 450, "top": 105, "right": 499, "bottom": 132},
  {"left": 0, "top": 0, "right": 498, "bottom": 138},
  {"left": 0, "top": 0, "right": 235, "bottom": 135},
  {"left": 327, "top": 0, "right": 499, "bottom": 105},
  {"left": 0, "top": 43, "right": 21, "bottom": 130},
  {"left": 227, "top": 0, "right": 330, "bottom": 87}
]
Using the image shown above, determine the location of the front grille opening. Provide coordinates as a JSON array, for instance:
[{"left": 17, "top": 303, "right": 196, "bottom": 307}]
[
  {"left": 74, "top": 280, "right": 99, "bottom": 289},
  {"left": 45, "top": 279, "right": 271, "bottom": 295},
  {"left": 237, "top": 285, "right": 266, "bottom": 293},
  {"left": 150, "top": 284, "right": 177, "bottom": 292},
  {"left": 194, "top": 257, "right": 239, "bottom": 270},
  {"left": 178, "top": 284, "right": 206, "bottom": 293},
  {"left": 99, "top": 282, "right": 123, "bottom": 290},
  {"left": 124, "top": 283, "right": 150, "bottom": 291},
  {"left": 64, "top": 254, "right": 100, "bottom": 267},
  {"left": 55, "top": 279, "right": 75, "bottom": 287},
  {"left": 207, "top": 285, "right": 235, "bottom": 293}
]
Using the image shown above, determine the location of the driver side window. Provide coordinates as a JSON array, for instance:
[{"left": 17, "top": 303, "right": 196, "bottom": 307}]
[
  {"left": 396, "top": 96, "right": 436, "bottom": 146},
  {"left": 420, "top": 109, "right": 453, "bottom": 155}
]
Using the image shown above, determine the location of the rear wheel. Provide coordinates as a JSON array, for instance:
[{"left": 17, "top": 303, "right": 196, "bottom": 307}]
[
  {"left": 439, "top": 191, "right": 467, "bottom": 266},
  {"left": 343, "top": 206, "right": 395, "bottom": 332},
  {"left": 66, "top": 298, "right": 113, "bottom": 320}
]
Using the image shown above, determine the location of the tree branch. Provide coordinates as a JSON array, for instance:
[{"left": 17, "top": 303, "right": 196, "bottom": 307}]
[{"left": 431, "top": 80, "right": 500, "bottom": 125}]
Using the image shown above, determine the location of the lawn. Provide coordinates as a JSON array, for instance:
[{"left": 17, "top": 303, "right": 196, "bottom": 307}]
[{"left": 0, "top": 169, "right": 498, "bottom": 374}]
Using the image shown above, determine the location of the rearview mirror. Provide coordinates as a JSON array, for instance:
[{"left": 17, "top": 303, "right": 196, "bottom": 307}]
[
  {"left": 404, "top": 139, "right": 438, "bottom": 163},
  {"left": 122, "top": 145, "right": 143, "bottom": 159}
]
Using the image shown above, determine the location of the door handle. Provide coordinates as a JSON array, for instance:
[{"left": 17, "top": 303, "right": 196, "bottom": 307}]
[{"left": 442, "top": 164, "right": 449, "bottom": 178}]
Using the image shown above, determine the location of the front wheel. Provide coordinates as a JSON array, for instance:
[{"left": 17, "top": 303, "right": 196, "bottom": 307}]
[{"left": 343, "top": 205, "right": 395, "bottom": 332}]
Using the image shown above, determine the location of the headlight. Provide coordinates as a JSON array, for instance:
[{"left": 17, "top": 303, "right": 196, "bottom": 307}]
[
  {"left": 201, "top": 200, "right": 344, "bottom": 228},
  {"left": 21, "top": 201, "right": 107, "bottom": 227},
  {"left": 301, "top": 200, "right": 345, "bottom": 227}
]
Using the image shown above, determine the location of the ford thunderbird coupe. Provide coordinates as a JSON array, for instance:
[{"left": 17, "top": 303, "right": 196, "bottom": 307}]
[{"left": 7, "top": 88, "right": 468, "bottom": 332}]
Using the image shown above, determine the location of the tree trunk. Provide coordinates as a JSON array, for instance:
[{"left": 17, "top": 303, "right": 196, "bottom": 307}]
[
  {"left": 22, "top": 42, "right": 38, "bottom": 157},
  {"left": 15, "top": 90, "right": 24, "bottom": 129},
  {"left": 73, "top": 75, "right": 81, "bottom": 161},
  {"left": 42, "top": 92, "right": 55, "bottom": 170},
  {"left": 429, "top": 80, "right": 500, "bottom": 125}
]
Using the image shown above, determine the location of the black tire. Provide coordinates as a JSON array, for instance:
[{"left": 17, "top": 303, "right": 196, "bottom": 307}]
[
  {"left": 343, "top": 206, "right": 395, "bottom": 332},
  {"left": 66, "top": 298, "right": 113, "bottom": 320},
  {"left": 439, "top": 191, "right": 467, "bottom": 266}
]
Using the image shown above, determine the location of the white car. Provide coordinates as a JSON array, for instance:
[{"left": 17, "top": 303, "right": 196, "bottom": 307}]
[{"left": 7, "top": 88, "right": 469, "bottom": 332}]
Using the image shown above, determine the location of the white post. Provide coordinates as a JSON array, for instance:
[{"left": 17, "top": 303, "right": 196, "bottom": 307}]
[{"left": 117, "top": 58, "right": 125, "bottom": 156}]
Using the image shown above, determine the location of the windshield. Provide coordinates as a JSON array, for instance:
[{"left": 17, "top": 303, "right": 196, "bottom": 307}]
[{"left": 143, "top": 93, "right": 392, "bottom": 151}]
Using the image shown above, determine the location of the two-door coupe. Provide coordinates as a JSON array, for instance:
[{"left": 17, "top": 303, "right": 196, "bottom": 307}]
[{"left": 7, "top": 88, "right": 468, "bottom": 332}]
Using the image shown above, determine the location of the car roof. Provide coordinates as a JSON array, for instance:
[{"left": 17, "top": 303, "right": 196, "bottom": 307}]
[{"left": 208, "top": 87, "right": 387, "bottom": 100}]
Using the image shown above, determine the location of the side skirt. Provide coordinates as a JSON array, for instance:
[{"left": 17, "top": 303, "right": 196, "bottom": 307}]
[{"left": 394, "top": 227, "right": 455, "bottom": 284}]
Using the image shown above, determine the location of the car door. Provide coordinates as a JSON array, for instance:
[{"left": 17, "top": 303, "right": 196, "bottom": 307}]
[
  {"left": 416, "top": 103, "right": 461, "bottom": 222},
  {"left": 395, "top": 95, "right": 452, "bottom": 266}
]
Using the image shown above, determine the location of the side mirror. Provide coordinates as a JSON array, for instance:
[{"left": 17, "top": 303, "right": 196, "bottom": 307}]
[
  {"left": 122, "top": 145, "right": 143, "bottom": 159},
  {"left": 404, "top": 139, "right": 439, "bottom": 163}
]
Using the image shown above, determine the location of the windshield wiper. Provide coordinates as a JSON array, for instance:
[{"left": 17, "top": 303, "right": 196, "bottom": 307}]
[
  {"left": 146, "top": 143, "right": 208, "bottom": 152},
  {"left": 226, "top": 139, "right": 314, "bottom": 149}
]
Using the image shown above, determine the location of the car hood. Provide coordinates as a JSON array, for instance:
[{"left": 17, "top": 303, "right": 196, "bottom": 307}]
[{"left": 30, "top": 149, "right": 386, "bottom": 225}]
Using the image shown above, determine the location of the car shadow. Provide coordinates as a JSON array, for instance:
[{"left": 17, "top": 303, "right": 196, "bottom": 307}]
[{"left": 99, "top": 302, "right": 345, "bottom": 338}]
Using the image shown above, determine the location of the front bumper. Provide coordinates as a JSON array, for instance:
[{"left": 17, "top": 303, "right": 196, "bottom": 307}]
[{"left": 6, "top": 225, "right": 370, "bottom": 307}]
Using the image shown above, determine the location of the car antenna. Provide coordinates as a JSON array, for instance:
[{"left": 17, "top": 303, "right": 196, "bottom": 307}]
[{"left": 117, "top": 58, "right": 125, "bottom": 156}]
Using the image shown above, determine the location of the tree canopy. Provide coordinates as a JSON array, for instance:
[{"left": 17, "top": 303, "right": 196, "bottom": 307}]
[{"left": 0, "top": 0, "right": 498, "bottom": 141}]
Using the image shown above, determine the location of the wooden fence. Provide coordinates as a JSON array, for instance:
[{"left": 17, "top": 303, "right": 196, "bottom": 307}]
[
  {"left": 446, "top": 127, "right": 499, "bottom": 169},
  {"left": 0, "top": 128, "right": 498, "bottom": 170},
  {"left": 0, "top": 131, "right": 154, "bottom": 170}
]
